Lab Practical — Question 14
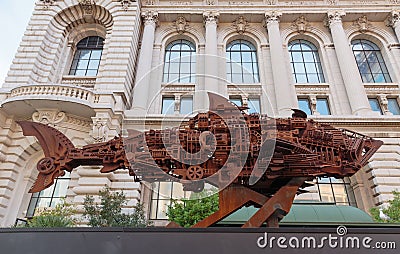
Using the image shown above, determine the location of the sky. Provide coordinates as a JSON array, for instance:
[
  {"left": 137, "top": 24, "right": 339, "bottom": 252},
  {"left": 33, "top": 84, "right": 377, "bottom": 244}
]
[{"left": 0, "top": 1, "right": 36, "bottom": 86}]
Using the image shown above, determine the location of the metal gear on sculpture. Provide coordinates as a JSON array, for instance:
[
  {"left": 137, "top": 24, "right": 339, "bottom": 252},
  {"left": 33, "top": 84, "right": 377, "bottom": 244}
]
[{"left": 17, "top": 94, "right": 382, "bottom": 228}]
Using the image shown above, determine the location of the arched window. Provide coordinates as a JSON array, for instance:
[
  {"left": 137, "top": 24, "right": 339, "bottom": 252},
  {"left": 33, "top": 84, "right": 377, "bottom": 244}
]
[
  {"left": 351, "top": 39, "right": 392, "bottom": 83},
  {"left": 226, "top": 40, "right": 259, "bottom": 83},
  {"left": 69, "top": 36, "right": 104, "bottom": 76},
  {"left": 163, "top": 40, "right": 196, "bottom": 83},
  {"left": 288, "top": 40, "right": 325, "bottom": 83}
]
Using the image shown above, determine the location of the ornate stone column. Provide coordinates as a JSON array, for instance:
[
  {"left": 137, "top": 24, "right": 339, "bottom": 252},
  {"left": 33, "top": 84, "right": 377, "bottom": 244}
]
[
  {"left": 387, "top": 10, "right": 400, "bottom": 42},
  {"left": 327, "top": 11, "right": 372, "bottom": 115},
  {"left": 131, "top": 11, "right": 158, "bottom": 115},
  {"left": 264, "top": 11, "right": 297, "bottom": 117},
  {"left": 203, "top": 12, "right": 220, "bottom": 98}
]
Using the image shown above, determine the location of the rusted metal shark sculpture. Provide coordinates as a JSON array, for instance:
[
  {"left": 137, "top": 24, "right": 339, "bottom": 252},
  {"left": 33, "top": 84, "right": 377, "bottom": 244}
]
[{"left": 17, "top": 93, "right": 383, "bottom": 227}]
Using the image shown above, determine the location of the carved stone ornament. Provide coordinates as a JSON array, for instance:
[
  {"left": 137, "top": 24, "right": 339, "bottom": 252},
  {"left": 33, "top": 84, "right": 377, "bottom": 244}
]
[
  {"left": 324, "top": 0, "right": 337, "bottom": 5},
  {"left": 39, "top": 0, "right": 56, "bottom": 8},
  {"left": 292, "top": 16, "right": 311, "bottom": 34},
  {"left": 203, "top": 11, "right": 219, "bottom": 25},
  {"left": 353, "top": 15, "right": 371, "bottom": 33},
  {"left": 174, "top": 16, "right": 189, "bottom": 34},
  {"left": 378, "top": 95, "right": 390, "bottom": 114},
  {"left": 205, "top": 0, "right": 216, "bottom": 5},
  {"left": 32, "top": 109, "right": 66, "bottom": 125},
  {"left": 233, "top": 16, "right": 249, "bottom": 34},
  {"left": 264, "top": 11, "right": 282, "bottom": 26},
  {"left": 119, "top": 0, "right": 134, "bottom": 10},
  {"left": 325, "top": 10, "right": 346, "bottom": 27},
  {"left": 386, "top": 10, "right": 400, "bottom": 27},
  {"left": 266, "top": 0, "right": 277, "bottom": 5},
  {"left": 309, "top": 96, "right": 318, "bottom": 115},
  {"left": 142, "top": 11, "right": 159, "bottom": 26},
  {"left": 78, "top": 0, "right": 95, "bottom": 15},
  {"left": 91, "top": 117, "right": 109, "bottom": 143}
]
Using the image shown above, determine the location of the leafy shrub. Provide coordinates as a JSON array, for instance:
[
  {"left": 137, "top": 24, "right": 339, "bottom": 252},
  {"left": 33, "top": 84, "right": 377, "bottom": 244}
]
[
  {"left": 166, "top": 190, "right": 219, "bottom": 228},
  {"left": 25, "top": 200, "right": 77, "bottom": 228},
  {"left": 83, "top": 186, "right": 150, "bottom": 227},
  {"left": 370, "top": 191, "right": 400, "bottom": 223}
]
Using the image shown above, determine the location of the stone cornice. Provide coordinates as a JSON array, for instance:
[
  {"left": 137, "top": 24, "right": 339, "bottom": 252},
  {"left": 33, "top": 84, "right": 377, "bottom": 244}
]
[
  {"left": 143, "top": 0, "right": 400, "bottom": 8},
  {"left": 123, "top": 115, "right": 400, "bottom": 128}
]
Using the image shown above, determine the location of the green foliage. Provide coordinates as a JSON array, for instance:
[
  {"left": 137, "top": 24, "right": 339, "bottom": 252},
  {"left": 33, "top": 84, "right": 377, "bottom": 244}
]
[
  {"left": 83, "top": 186, "right": 150, "bottom": 227},
  {"left": 25, "top": 200, "right": 77, "bottom": 228},
  {"left": 370, "top": 191, "right": 400, "bottom": 223},
  {"left": 166, "top": 190, "right": 219, "bottom": 228}
]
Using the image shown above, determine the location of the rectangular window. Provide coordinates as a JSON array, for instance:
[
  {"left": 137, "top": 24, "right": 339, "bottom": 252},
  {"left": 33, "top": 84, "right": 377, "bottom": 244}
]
[
  {"left": 368, "top": 98, "right": 383, "bottom": 114},
  {"left": 248, "top": 98, "right": 261, "bottom": 114},
  {"left": 388, "top": 98, "right": 400, "bottom": 115},
  {"left": 316, "top": 98, "right": 331, "bottom": 115},
  {"left": 180, "top": 97, "right": 193, "bottom": 115},
  {"left": 229, "top": 97, "right": 242, "bottom": 107},
  {"left": 150, "top": 182, "right": 190, "bottom": 220},
  {"left": 26, "top": 172, "right": 71, "bottom": 218},
  {"left": 162, "top": 97, "right": 175, "bottom": 115},
  {"left": 298, "top": 98, "right": 312, "bottom": 115}
]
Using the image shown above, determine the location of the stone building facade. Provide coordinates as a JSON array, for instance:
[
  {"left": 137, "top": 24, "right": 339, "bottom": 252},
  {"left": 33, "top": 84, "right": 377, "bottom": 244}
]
[{"left": 0, "top": 0, "right": 400, "bottom": 226}]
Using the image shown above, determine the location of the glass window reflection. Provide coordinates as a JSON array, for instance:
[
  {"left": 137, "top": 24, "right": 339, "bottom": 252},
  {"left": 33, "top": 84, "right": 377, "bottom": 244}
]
[
  {"left": 69, "top": 36, "right": 104, "bottom": 76},
  {"left": 226, "top": 40, "right": 260, "bottom": 84},
  {"left": 289, "top": 40, "right": 325, "bottom": 84},
  {"left": 26, "top": 172, "right": 71, "bottom": 218},
  {"left": 351, "top": 39, "right": 392, "bottom": 83}
]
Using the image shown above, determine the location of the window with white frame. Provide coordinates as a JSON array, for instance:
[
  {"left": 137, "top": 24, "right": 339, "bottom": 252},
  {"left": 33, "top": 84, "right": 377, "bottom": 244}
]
[
  {"left": 297, "top": 97, "right": 331, "bottom": 115},
  {"left": 288, "top": 40, "right": 325, "bottom": 84},
  {"left": 369, "top": 97, "right": 400, "bottom": 115},
  {"left": 150, "top": 182, "right": 190, "bottom": 220},
  {"left": 180, "top": 97, "right": 193, "bottom": 115},
  {"left": 351, "top": 39, "right": 392, "bottom": 83},
  {"left": 161, "top": 96, "right": 193, "bottom": 115},
  {"left": 388, "top": 98, "right": 400, "bottom": 115},
  {"left": 26, "top": 172, "right": 71, "bottom": 218},
  {"left": 226, "top": 40, "right": 260, "bottom": 84},
  {"left": 229, "top": 96, "right": 260, "bottom": 113},
  {"left": 163, "top": 40, "right": 196, "bottom": 83},
  {"left": 69, "top": 36, "right": 104, "bottom": 76},
  {"left": 161, "top": 96, "right": 175, "bottom": 115},
  {"left": 368, "top": 98, "right": 383, "bottom": 114}
]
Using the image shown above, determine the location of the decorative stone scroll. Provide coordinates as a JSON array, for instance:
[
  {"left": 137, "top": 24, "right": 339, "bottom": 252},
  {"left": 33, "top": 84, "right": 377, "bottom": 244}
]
[
  {"left": 325, "top": 10, "right": 346, "bottom": 27},
  {"left": 142, "top": 11, "right": 159, "bottom": 26},
  {"left": 32, "top": 109, "right": 66, "bottom": 125},
  {"left": 386, "top": 10, "right": 400, "bottom": 27},
  {"left": 264, "top": 11, "right": 282, "bottom": 25},
  {"left": 203, "top": 11, "right": 219, "bottom": 25}
]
